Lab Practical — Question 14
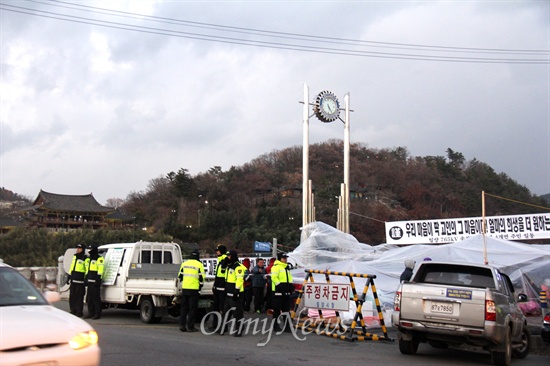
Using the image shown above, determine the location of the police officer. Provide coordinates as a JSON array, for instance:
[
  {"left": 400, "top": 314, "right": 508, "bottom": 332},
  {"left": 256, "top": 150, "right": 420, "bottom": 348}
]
[
  {"left": 223, "top": 249, "right": 247, "bottom": 337},
  {"left": 210, "top": 244, "right": 228, "bottom": 331},
  {"left": 271, "top": 253, "right": 294, "bottom": 332},
  {"left": 178, "top": 250, "right": 205, "bottom": 332},
  {"left": 85, "top": 245, "right": 104, "bottom": 319},
  {"left": 68, "top": 244, "right": 88, "bottom": 317}
]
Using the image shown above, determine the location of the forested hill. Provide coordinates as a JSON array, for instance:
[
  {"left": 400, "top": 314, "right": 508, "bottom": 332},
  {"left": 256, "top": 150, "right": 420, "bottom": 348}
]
[
  {"left": 1, "top": 141, "right": 547, "bottom": 252},
  {"left": 118, "top": 141, "right": 548, "bottom": 250},
  {"left": 2, "top": 142, "right": 547, "bottom": 266}
]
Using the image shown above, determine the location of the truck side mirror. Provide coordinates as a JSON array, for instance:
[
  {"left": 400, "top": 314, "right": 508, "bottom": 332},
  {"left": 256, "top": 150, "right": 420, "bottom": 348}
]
[{"left": 517, "top": 293, "right": 528, "bottom": 302}]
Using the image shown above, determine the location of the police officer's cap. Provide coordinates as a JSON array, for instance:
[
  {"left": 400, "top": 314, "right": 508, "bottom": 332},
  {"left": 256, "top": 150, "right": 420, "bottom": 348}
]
[
  {"left": 191, "top": 250, "right": 200, "bottom": 259},
  {"left": 228, "top": 249, "right": 238, "bottom": 259},
  {"left": 277, "top": 253, "right": 289, "bottom": 260},
  {"left": 76, "top": 244, "right": 85, "bottom": 249},
  {"left": 216, "top": 244, "right": 227, "bottom": 254}
]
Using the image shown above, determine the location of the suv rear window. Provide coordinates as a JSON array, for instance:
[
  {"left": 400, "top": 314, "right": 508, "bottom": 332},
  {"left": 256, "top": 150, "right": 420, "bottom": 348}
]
[{"left": 416, "top": 264, "right": 495, "bottom": 288}]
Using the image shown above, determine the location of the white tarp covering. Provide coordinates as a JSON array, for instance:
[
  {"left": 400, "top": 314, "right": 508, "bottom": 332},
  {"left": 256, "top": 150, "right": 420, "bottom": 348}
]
[{"left": 288, "top": 222, "right": 550, "bottom": 324}]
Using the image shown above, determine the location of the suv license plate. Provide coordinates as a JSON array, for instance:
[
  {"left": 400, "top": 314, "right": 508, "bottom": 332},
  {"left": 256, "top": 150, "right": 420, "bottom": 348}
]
[{"left": 430, "top": 302, "right": 453, "bottom": 314}]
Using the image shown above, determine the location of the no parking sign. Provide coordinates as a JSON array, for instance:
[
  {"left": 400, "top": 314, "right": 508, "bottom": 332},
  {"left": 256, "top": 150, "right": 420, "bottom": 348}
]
[{"left": 302, "top": 283, "right": 351, "bottom": 311}]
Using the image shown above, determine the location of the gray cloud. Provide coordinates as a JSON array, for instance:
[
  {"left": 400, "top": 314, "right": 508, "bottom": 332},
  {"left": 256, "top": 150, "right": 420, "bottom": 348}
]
[{"left": 1, "top": 0, "right": 548, "bottom": 204}]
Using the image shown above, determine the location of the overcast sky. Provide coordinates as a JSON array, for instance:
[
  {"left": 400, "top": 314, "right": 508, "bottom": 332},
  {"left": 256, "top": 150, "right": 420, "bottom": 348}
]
[{"left": 1, "top": 0, "right": 549, "bottom": 206}]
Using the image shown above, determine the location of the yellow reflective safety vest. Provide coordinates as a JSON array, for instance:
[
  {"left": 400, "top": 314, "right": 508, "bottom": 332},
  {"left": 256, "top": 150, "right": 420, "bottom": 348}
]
[
  {"left": 225, "top": 262, "right": 247, "bottom": 295},
  {"left": 179, "top": 259, "right": 205, "bottom": 290},
  {"left": 85, "top": 256, "right": 104, "bottom": 284},
  {"left": 271, "top": 260, "right": 293, "bottom": 293},
  {"left": 213, "top": 253, "right": 228, "bottom": 291},
  {"left": 70, "top": 254, "right": 88, "bottom": 284}
]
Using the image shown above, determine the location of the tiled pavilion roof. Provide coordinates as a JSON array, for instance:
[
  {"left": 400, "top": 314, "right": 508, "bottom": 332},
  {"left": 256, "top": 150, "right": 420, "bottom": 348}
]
[{"left": 32, "top": 190, "right": 114, "bottom": 213}]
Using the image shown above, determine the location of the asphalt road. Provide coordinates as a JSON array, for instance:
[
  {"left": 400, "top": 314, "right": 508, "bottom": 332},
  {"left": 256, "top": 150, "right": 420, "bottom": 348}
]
[{"left": 53, "top": 301, "right": 549, "bottom": 366}]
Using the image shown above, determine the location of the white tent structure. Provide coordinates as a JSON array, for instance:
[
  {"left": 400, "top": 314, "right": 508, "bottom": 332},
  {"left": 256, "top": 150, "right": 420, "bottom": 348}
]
[{"left": 288, "top": 222, "right": 550, "bottom": 323}]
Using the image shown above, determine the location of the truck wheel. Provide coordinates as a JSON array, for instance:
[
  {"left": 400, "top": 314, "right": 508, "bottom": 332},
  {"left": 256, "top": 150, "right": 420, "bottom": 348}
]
[
  {"left": 398, "top": 338, "right": 419, "bottom": 355},
  {"left": 512, "top": 326, "right": 530, "bottom": 359},
  {"left": 168, "top": 305, "right": 180, "bottom": 318},
  {"left": 196, "top": 307, "right": 207, "bottom": 321},
  {"left": 140, "top": 297, "right": 162, "bottom": 324},
  {"left": 491, "top": 329, "right": 511, "bottom": 366}
]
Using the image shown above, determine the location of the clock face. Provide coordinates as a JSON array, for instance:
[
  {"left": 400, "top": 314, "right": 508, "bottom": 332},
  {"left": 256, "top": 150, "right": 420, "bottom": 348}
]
[
  {"left": 314, "top": 91, "right": 340, "bottom": 122},
  {"left": 322, "top": 98, "right": 337, "bottom": 114}
]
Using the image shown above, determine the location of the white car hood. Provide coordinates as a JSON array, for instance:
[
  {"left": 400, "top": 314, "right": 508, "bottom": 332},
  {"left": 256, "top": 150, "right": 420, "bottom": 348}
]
[{"left": 0, "top": 305, "right": 94, "bottom": 350}]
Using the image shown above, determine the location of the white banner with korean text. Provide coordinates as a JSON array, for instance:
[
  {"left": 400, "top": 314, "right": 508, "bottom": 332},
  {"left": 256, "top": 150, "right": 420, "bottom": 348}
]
[
  {"left": 385, "top": 213, "right": 550, "bottom": 245},
  {"left": 102, "top": 248, "right": 124, "bottom": 285}
]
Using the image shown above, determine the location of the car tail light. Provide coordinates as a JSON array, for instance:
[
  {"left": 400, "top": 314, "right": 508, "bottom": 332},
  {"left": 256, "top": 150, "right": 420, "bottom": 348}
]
[
  {"left": 394, "top": 291, "right": 401, "bottom": 311},
  {"left": 485, "top": 300, "right": 496, "bottom": 321},
  {"left": 544, "top": 314, "right": 550, "bottom": 325}
]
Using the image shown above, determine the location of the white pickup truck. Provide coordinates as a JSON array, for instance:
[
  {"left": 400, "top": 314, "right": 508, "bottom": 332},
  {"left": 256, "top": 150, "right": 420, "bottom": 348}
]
[
  {"left": 64, "top": 242, "right": 214, "bottom": 324},
  {"left": 392, "top": 261, "right": 531, "bottom": 366}
]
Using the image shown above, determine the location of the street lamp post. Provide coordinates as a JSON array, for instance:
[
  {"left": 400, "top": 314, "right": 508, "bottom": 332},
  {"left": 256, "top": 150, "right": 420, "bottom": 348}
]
[
  {"left": 132, "top": 217, "right": 136, "bottom": 242},
  {"left": 302, "top": 84, "right": 310, "bottom": 228},
  {"left": 342, "top": 93, "right": 351, "bottom": 233},
  {"left": 198, "top": 199, "right": 208, "bottom": 227},
  {"left": 61, "top": 216, "right": 65, "bottom": 247}
]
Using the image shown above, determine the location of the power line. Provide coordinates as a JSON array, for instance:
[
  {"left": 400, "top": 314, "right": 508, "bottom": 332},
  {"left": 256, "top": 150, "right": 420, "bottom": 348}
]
[
  {"left": 1, "top": 1, "right": 548, "bottom": 64},
  {"left": 350, "top": 212, "right": 386, "bottom": 224},
  {"left": 484, "top": 193, "right": 550, "bottom": 211},
  {"left": 40, "top": 0, "right": 549, "bottom": 56}
]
